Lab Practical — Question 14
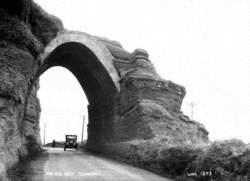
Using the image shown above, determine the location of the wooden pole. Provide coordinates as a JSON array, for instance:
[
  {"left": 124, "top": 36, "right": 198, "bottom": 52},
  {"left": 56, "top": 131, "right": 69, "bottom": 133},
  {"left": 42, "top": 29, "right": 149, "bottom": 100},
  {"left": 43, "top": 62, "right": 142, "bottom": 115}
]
[
  {"left": 43, "top": 122, "right": 46, "bottom": 145},
  {"left": 81, "top": 115, "right": 85, "bottom": 143}
]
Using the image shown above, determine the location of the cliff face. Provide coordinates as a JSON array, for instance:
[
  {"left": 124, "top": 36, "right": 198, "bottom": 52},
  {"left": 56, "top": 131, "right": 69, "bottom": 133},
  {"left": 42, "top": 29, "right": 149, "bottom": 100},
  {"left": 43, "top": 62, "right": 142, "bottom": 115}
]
[
  {"left": 111, "top": 48, "right": 208, "bottom": 144},
  {"left": 0, "top": 0, "right": 208, "bottom": 177},
  {"left": 0, "top": 0, "right": 63, "bottom": 173}
]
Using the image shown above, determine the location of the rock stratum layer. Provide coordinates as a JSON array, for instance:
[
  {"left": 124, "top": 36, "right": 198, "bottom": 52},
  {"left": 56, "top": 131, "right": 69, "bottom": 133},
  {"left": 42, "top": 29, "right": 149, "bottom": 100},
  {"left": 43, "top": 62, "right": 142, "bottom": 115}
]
[{"left": 0, "top": 0, "right": 209, "bottom": 177}]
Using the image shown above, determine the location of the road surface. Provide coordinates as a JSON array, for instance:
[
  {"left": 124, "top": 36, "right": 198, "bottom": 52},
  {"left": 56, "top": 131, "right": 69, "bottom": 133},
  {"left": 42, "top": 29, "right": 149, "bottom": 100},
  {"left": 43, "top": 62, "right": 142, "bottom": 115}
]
[{"left": 7, "top": 147, "right": 171, "bottom": 181}]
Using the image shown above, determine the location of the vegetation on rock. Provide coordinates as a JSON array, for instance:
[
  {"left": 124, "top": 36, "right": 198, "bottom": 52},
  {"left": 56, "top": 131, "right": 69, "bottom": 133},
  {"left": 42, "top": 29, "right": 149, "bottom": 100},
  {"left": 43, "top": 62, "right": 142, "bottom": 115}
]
[
  {"left": 30, "top": 2, "right": 63, "bottom": 46},
  {"left": 0, "top": 0, "right": 63, "bottom": 173}
]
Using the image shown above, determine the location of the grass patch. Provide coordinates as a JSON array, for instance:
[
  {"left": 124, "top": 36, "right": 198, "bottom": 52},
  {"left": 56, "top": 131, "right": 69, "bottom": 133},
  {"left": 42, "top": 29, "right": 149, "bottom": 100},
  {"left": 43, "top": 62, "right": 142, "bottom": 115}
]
[{"left": 103, "top": 139, "right": 250, "bottom": 180}]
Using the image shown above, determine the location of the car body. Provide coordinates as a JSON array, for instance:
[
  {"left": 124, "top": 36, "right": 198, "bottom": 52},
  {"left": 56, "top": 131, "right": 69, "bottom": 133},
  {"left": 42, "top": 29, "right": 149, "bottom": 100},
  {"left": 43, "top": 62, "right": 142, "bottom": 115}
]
[{"left": 64, "top": 135, "right": 78, "bottom": 151}]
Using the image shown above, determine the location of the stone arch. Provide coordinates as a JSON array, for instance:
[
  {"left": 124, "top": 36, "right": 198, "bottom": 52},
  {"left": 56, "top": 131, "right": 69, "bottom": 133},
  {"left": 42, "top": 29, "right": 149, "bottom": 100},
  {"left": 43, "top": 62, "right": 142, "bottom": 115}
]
[
  {"left": 39, "top": 42, "right": 118, "bottom": 105},
  {"left": 40, "top": 31, "right": 120, "bottom": 91},
  {"left": 29, "top": 32, "right": 121, "bottom": 151},
  {"left": 24, "top": 31, "right": 208, "bottom": 154}
]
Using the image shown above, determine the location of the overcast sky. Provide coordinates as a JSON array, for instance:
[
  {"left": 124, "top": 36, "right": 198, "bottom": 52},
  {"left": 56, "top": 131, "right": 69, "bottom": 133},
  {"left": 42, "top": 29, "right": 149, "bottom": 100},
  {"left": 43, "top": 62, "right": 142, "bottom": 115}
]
[{"left": 35, "top": 0, "right": 250, "bottom": 143}]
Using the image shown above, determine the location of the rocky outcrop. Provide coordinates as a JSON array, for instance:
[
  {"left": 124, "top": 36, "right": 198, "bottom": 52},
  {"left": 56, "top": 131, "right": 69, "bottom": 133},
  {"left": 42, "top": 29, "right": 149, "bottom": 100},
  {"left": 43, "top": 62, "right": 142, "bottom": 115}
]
[
  {"left": 97, "top": 42, "right": 209, "bottom": 175},
  {"left": 109, "top": 47, "right": 208, "bottom": 145},
  {"left": 0, "top": 0, "right": 62, "bottom": 173},
  {"left": 0, "top": 0, "right": 208, "bottom": 178},
  {"left": 22, "top": 85, "right": 42, "bottom": 154}
]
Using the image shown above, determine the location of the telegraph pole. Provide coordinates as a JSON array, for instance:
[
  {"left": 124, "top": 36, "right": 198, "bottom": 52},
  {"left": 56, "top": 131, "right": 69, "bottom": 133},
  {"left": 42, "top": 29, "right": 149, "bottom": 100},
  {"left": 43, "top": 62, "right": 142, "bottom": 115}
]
[
  {"left": 187, "top": 102, "right": 195, "bottom": 120},
  {"left": 190, "top": 102, "right": 194, "bottom": 120},
  {"left": 81, "top": 115, "right": 85, "bottom": 143},
  {"left": 43, "top": 122, "right": 46, "bottom": 145}
]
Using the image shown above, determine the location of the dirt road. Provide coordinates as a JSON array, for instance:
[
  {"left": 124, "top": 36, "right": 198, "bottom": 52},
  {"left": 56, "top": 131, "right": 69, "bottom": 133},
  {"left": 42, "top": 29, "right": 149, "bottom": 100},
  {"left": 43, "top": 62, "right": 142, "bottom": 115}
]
[{"left": 6, "top": 147, "right": 171, "bottom": 181}]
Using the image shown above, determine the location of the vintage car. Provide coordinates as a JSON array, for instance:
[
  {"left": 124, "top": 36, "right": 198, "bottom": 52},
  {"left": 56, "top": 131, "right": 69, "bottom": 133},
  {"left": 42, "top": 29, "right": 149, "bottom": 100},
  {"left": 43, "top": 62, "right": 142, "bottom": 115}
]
[{"left": 64, "top": 135, "right": 78, "bottom": 151}]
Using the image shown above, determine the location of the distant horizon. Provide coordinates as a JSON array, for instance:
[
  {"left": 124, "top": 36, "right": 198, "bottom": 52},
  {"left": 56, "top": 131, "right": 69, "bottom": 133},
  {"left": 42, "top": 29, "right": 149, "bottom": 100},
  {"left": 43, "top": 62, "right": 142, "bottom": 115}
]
[{"left": 36, "top": 0, "right": 250, "bottom": 143}]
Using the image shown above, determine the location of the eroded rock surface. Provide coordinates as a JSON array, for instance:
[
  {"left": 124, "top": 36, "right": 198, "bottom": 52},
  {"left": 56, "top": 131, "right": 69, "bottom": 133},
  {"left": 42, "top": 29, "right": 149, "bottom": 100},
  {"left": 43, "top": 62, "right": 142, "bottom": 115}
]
[
  {"left": 0, "top": 0, "right": 62, "bottom": 172},
  {"left": 109, "top": 47, "right": 208, "bottom": 144}
]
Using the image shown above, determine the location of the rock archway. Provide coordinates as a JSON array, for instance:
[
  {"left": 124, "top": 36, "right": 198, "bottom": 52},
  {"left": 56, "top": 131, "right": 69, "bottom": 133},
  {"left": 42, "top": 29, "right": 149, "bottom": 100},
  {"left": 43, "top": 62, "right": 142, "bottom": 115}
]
[
  {"left": 0, "top": 0, "right": 209, "bottom": 175},
  {"left": 24, "top": 31, "right": 209, "bottom": 153}
]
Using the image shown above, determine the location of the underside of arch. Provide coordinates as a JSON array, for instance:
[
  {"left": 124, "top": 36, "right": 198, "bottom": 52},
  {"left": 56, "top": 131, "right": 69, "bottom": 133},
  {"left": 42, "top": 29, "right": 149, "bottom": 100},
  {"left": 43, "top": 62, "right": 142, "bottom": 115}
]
[{"left": 40, "top": 42, "right": 118, "bottom": 105}]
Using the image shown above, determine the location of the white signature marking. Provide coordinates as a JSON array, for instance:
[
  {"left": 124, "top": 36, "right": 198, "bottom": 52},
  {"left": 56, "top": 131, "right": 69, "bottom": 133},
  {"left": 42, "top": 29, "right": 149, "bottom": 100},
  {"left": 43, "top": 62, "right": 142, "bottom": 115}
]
[{"left": 45, "top": 172, "right": 98, "bottom": 177}]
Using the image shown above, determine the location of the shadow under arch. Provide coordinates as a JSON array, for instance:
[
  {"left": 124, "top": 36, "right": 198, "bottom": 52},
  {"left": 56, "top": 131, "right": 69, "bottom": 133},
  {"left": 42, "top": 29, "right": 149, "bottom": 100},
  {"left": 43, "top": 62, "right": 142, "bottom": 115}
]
[{"left": 30, "top": 42, "right": 119, "bottom": 151}]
